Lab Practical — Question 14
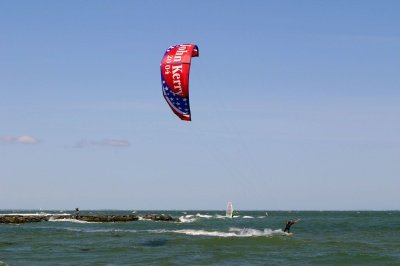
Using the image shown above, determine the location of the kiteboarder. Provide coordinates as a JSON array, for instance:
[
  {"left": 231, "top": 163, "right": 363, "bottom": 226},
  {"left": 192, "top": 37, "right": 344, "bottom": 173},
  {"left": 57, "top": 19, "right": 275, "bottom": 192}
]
[
  {"left": 75, "top": 207, "right": 80, "bottom": 218},
  {"left": 283, "top": 219, "right": 300, "bottom": 233}
]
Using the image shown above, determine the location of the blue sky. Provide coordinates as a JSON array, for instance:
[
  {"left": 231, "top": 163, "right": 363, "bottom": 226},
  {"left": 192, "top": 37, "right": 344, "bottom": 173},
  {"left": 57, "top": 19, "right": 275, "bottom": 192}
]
[{"left": 1, "top": 1, "right": 399, "bottom": 210}]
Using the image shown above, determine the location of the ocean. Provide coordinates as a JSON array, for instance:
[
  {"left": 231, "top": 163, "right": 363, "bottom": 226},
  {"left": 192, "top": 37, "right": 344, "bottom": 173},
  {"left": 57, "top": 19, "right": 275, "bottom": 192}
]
[{"left": 1, "top": 210, "right": 399, "bottom": 265}]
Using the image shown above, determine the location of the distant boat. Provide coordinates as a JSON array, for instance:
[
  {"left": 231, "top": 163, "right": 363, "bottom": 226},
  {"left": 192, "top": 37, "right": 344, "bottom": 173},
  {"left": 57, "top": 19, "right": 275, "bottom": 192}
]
[{"left": 226, "top": 202, "right": 233, "bottom": 218}]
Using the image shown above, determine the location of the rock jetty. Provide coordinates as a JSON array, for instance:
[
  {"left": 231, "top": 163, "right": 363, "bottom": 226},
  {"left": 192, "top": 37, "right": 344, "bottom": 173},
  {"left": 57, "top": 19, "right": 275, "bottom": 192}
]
[
  {"left": 0, "top": 213, "right": 180, "bottom": 224},
  {"left": 141, "top": 214, "right": 179, "bottom": 222}
]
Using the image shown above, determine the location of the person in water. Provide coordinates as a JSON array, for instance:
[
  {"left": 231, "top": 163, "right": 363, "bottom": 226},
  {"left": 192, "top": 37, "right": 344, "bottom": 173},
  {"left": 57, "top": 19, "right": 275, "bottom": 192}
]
[
  {"left": 283, "top": 219, "right": 300, "bottom": 233},
  {"left": 75, "top": 207, "right": 80, "bottom": 218}
]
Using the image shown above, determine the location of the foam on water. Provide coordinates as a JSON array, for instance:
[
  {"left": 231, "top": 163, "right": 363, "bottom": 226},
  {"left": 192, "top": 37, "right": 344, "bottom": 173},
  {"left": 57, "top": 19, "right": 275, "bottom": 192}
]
[
  {"left": 173, "top": 229, "right": 236, "bottom": 237},
  {"left": 229, "top": 227, "right": 287, "bottom": 237},
  {"left": 179, "top": 215, "right": 197, "bottom": 223},
  {"left": 48, "top": 218, "right": 97, "bottom": 224},
  {"left": 155, "top": 228, "right": 287, "bottom": 238},
  {"left": 198, "top": 213, "right": 248, "bottom": 219},
  {"left": 179, "top": 213, "right": 267, "bottom": 222},
  {"left": 195, "top": 213, "right": 213, "bottom": 218},
  {"left": 89, "top": 227, "right": 288, "bottom": 238}
]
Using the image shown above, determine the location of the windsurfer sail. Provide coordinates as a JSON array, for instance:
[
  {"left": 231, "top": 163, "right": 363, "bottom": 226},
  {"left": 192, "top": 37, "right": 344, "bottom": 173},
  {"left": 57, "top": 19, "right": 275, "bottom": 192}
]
[{"left": 226, "top": 202, "right": 233, "bottom": 218}]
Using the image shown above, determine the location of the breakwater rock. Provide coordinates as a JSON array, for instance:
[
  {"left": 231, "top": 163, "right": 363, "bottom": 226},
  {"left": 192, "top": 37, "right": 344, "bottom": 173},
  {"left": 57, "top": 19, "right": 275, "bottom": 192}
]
[
  {"left": 141, "top": 214, "right": 180, "bottom": 222},
  {"left": 0, "top": 215, "right": 49, "bottom": 224},
  {"left": 0, "top": 214, "right": 179, "bottom": 224},
  {"left": 74, "top": 215, "right": 139, "bottom": 223}
]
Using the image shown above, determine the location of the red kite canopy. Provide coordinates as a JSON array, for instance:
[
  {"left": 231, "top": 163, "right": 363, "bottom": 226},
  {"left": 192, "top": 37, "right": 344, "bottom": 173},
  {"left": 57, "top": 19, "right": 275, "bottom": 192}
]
[{"left": 160, "top": 44, "right": 199, "bottom": 121}]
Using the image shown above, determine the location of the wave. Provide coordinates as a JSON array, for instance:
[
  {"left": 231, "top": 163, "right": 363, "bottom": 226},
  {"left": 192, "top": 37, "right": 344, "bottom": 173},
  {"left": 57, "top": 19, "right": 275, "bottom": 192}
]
[
  {"left": 39, "top": 225, "right": 289, "bottom": 238},
  {"left": 173, "top": 229, "right": 236, "bottom": 237},
  {"left": 178, "top": 213, "right": 267, "bottom": 222},
  {"left": 195, "top": 213, "right": 213, "bottom": 218},
  {"left": 48, "top": 218, "right": 97, "bottom": 224},
  {"left": 179, "top": 215, "right": 197, "bottom": 223},
  {"left": 179, "top": 213, "right": 237, "bottom": 222},
  {"left": 169, "top": 228, "right": 287, "bottom": 237}
]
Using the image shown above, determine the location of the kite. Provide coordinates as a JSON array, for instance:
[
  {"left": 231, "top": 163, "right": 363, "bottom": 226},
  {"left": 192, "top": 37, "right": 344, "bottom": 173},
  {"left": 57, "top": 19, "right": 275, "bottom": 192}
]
[{"left": 160, "top": 44, "right": 199, "bottom": 121}]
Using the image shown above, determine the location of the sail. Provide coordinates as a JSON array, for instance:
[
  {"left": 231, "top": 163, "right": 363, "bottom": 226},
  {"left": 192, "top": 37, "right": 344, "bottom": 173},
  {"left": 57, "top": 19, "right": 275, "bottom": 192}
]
[{"left": 226, "top": 202, "right": 233, "bottom": 218}]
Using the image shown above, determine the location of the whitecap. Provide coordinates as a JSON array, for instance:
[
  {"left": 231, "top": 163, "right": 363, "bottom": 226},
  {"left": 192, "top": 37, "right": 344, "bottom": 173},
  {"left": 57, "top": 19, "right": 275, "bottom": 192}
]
[
  {"left": 195, "top": 213, "right": 213, "bottom": 218},
  {"left": 159, "top": 228, "right": 288, "bottom": 238},
  {"left": 179, "top": 215, "right": 197, "bottom": 223},
  {"left": 173, "top": 229, "right": 236, "bottom": 237},
  {"left": 229, "top": 227, "right": 287, "bottom": 237},
  {"left": 48, "top": 218, "right": 97, "bottom": 224}
]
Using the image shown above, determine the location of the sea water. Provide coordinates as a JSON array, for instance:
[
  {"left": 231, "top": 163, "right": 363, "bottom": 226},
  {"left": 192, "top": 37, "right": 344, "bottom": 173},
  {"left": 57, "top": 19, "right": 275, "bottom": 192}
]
[{"left": 1, "top": 211, "right": 399, "bottom": 265}]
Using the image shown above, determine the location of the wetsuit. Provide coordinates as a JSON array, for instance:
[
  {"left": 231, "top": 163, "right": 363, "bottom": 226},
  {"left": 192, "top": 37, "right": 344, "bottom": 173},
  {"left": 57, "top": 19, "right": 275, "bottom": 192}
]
[{"left": 284, "top": 220, "right": 295, "bottom": 233}]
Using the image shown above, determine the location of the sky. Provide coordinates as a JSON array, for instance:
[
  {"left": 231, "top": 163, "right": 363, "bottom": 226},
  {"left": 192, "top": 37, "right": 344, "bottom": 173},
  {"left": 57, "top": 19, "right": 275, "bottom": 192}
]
[{"left": 1, "top": 1, "right": 399, "bottom": 210}]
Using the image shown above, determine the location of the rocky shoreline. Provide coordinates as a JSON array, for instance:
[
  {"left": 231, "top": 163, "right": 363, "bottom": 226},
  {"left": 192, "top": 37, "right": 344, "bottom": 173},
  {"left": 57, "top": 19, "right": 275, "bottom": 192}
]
[{"left": 0, "top": 214, "right": 180, "bottom": 224}]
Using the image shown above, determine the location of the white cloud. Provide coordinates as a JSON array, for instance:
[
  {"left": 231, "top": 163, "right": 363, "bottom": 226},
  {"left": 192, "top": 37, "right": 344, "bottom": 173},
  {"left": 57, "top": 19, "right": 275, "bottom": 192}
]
[
  {"left": 74, "top": 139, "right": 130, "bottom": 148},
  {"left": 0, "top": 135, "right": 40, "bottom": 144}
]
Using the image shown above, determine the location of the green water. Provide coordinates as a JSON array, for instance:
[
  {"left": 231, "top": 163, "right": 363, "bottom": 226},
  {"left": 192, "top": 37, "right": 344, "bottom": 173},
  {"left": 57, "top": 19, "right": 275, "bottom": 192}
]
[{"left": 1, "top": 211, "right": 399, "bottom": 265}]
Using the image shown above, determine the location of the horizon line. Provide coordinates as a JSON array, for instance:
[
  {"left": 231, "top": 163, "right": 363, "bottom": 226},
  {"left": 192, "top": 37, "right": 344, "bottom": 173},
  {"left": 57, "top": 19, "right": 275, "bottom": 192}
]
[{"left": 1, "top": 209, "right": 399, "bottom": 212}]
